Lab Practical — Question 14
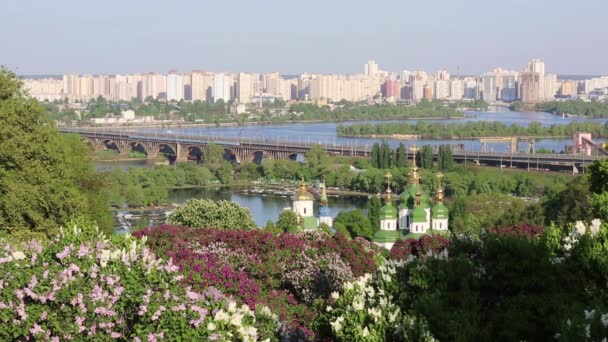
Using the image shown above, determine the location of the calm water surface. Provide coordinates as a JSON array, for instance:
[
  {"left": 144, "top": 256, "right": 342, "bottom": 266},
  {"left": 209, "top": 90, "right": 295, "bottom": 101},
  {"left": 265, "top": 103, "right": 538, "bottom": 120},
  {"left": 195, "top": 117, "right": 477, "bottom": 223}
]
[{"left": 132, "top": 110, "right": 608, "bottom": 153}]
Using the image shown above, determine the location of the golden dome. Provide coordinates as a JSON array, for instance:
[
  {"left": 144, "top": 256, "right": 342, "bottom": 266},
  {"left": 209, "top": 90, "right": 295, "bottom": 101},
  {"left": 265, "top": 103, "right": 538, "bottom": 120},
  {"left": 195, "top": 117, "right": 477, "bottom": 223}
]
[{"left": 293, "top": 179, "right": 314, "bottom": 201}]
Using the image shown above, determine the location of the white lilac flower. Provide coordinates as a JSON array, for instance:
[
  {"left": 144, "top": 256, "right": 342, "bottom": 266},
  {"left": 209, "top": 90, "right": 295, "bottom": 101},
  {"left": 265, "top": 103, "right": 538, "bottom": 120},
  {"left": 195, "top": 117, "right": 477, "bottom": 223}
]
[
  {"left": 214, "top": 309, "right": 229, "bottom": 321},
  {"left": 601, "top": 313, "right": 608, "bottom": 327},
  {"left": 207, "top": 322, "right": 216, "bottom": 331},
  {"left": 362, "top": 327, "right": 370, "bottom": 337},
  {"left": 230, "top": 312, "right": 243, "bottom": 327},
  {"left": 389, "top": 310, "right": 399, "bottom": 323},
  {"left": 331, "top": 291, "right": 340, "bottom": 300},
  {"left": 228, "top": 301, "right": 237, "bottom": 313},
  {"left": 326, "top": 306, "right": 332, "bottom": 312},
  {"left": 344, "top": 282, "right": 354, "bottom": 291},
  {"left": 11, "top": 251, "right": 25, "bottom": 261},
  {"left": 330, "top": 316, "right": 344, "bottom": 333},
  {"left": 591, "top": 219, "right": 602, "bottom": 235},
  {"left": 585, "top": 309, "right": 596, "bottom": 319},
  {"left": 575, "top": 221, "right": 587, "bottom": 236}
]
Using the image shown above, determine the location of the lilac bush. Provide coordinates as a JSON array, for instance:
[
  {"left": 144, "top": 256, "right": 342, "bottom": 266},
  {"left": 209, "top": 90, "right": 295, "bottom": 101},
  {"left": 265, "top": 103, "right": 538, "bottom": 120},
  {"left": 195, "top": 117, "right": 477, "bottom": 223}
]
[{"left": 0, "top": 223, "right": 280, "bottom": 341}]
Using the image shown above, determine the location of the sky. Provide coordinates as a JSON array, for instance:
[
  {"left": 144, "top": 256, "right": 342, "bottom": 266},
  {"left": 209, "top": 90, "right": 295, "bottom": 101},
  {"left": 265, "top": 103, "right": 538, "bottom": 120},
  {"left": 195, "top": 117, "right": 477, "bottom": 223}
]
[{"left": 1, "top": 0, "right": 607, "bottom": 76}]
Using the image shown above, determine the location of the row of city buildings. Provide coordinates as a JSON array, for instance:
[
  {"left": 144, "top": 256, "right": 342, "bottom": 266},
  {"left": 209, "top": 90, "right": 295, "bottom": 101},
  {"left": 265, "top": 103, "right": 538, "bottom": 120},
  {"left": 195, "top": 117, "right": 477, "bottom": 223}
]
[{"left": 22, "top": 59, "right": 608, "bottom": 105}]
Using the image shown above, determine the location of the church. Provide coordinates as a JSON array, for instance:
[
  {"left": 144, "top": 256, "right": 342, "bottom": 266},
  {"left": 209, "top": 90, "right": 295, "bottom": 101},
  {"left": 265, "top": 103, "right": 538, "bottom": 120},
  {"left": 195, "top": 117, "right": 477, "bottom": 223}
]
[
  {"left": 291, "top": 179, "right": 333, "bottom": 230},
  {"left": 373, "top": 153, "right": 449, "bottom": 250},
  {"left": 287, "top": 152, "right": 448, "bottom": 250}
]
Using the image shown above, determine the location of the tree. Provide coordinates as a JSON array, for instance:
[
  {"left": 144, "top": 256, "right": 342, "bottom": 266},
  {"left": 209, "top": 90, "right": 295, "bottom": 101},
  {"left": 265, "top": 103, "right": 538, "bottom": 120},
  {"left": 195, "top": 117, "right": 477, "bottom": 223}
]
[
  {"left": 334, "top": 210, "right": 374, "bottom": 239},
  {"left": 367, "top": 196, "right": 382, "bottom": 231},
  {"left": 396, "top": 143, "right": 407, "bottom": 168},
  {"left": 588, "top": 159, "right": 608, "bottom": 194},
  {"left": 371, "top": 143, "right": 381, "bottom": 168},
  {"left": 276, "top": 210, "right": 298, "bottom": 233},
  {"left": 417, "top": 145, "right": 434, "bottom": 169},
  {"left": 438, "top": 145, "right": 453, "bottom": 171},
  {"left": 333, "top": 222, "right": 352, "bottom": 239},
  {"left": 203, "top": 143, "right": 225, "bottom": 164},
  {"left": 305, "top": 144, "right": 329, "bottom": 179},
  {"left": 167, "top": 199, "right": 256, "bottom": 229},
  {"left": 0, "top": 68, "right": 112, "bottom": 239}
]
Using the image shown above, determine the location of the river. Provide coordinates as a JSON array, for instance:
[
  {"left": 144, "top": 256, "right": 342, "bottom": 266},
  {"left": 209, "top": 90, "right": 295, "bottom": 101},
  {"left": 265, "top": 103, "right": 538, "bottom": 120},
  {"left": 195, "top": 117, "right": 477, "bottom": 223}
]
[
  {"left": 132, "top": 110, "right": 608, "bottom": 153},
  {"left": 104, "top": 109, "right": 607, "bottom": 232},
  {"left": 113, "top": 187, "right": 368, "bottom": 233}
]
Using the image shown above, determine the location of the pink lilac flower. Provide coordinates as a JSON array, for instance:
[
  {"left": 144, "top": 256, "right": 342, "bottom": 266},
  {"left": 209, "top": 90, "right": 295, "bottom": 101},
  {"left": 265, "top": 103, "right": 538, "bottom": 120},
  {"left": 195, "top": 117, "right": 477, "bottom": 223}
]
[
  {"left": 56, "top": 245, "right": 72, "bottom": 260},
  {"left": 94, "top": 307, "right": 116, "bottom": 317},
  {"left": 110, "top": 332, "right": 122, "bottom": 338},
  {"left": 30, "top": 323, "right": 44, "bottom": 335}
]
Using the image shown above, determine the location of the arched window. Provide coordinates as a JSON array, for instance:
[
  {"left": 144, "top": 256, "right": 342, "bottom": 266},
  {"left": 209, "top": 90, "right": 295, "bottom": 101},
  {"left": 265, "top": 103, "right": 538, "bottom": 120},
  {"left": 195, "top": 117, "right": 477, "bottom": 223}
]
[
  {"left": 304, "top": 208, "right": 306, "bottom": 215},
  {"left": 440, "top": 222, "right": 442, "bottom": 229}
]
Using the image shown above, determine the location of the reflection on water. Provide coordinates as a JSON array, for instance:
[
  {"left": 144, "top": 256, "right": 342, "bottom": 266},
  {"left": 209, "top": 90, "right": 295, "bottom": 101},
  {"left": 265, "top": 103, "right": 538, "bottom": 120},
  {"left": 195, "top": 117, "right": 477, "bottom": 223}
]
[{"left": 114, "top": 187, "right": 369, "bottom": 233}]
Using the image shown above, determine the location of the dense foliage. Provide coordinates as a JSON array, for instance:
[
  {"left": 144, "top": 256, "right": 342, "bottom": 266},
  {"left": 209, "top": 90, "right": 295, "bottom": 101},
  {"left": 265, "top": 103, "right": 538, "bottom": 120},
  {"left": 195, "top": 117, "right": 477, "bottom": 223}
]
[
  {"left": 511, "top": 99, "right": 608, "bottom": 117},
  {"left": 319, "top": 220, "right": 608, "bottom": 341},
  {"left": 0, "top": 222, "right": 280, "bottom": 341},
  {"left": 167, "top": 199, "right": 257, "bottom": 229},
  {"left": 0, "top": 68, "right": 112, "bottom": 239},
  {"left": 337, "top": 120, "right": 608, "bottom": 139},
  {"left": 134, "top": 226, "right": 382, "bottom": 338}
]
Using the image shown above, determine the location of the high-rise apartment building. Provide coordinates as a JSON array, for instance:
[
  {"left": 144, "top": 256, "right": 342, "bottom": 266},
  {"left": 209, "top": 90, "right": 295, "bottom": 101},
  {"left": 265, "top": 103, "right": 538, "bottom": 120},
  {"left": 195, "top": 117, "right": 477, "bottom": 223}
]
[
  {"left": 434, "top": 80, "right": 450, "bottom": 100},
  {"left": 166, "top": 71, "right": 184, "bottom": 101},
  {"left": 383, "top": 79, "right": 400, "bottom": 99},
  {"left": 520, "top": 59, "right": 556, "bottom": 103},
  {"left": 237, "top": 73, "right": 255, "bottom": 103},
  {"left": 364, "top": 60, "right": 379, "bottom": 76},
  {"left": 449, "top": 79, "right": 465, "bottom": 100},
  {"left": 213, "top": 73, "right": 233, "bottom": 103},
  {"left": 191, "top": 71, "right": 214, "bottom": 102},
  {"left": 142, "top": 73, "right": 167, "bottom": 100}
]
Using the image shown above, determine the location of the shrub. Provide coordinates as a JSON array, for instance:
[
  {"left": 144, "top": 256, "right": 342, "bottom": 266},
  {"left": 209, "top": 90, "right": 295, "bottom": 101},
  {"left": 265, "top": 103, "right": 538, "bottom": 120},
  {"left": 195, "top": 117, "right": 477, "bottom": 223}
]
[
  {"left": 167, "top": 199, "right": 257, "bottom": 229},
  {"left": 0, "top": 223, "right": 279, "bottom": 341},
  {"left": 134, "top": 226, "right": 381, "bottom": 338}
]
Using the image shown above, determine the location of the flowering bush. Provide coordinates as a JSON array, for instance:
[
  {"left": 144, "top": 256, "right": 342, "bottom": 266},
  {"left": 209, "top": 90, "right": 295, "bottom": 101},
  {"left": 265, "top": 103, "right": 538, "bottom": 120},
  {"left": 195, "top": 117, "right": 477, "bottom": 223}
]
[
  {"left": 389, "top": 234, "right": 451, "bottom": 261},
  {"left": 315, "top": 259, "right": 437, "bottom": 341},
  {"left": 134, "top": 226, "right": 381, "bottom": 338},
  {"left": 487, "top": 224, "right": 544, "bottom": 238},
  {"left": 0, "top": 223, "right": 280, "bottom": 341}
]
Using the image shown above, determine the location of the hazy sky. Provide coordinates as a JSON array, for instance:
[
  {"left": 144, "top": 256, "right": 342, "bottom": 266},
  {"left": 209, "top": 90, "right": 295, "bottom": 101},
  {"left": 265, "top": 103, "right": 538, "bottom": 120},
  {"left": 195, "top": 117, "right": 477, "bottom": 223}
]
[{"left": 2, "top": 0, "right": 607, "bottom": 75}]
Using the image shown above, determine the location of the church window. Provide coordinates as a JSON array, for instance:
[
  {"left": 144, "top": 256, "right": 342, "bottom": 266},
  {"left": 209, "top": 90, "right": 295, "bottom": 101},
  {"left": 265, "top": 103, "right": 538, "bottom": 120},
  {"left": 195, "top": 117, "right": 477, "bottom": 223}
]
[
  {"left": 304, "top": 208, "right": 306, "bottom": 214},
  {"left": 440, "top": 222, "right": 442, "bottom": 229}
]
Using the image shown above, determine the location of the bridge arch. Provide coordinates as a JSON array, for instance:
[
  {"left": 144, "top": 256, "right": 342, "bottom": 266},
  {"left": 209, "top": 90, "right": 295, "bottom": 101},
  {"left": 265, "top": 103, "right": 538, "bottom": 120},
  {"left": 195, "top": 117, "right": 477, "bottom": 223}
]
[
  {"left": 247, "top": 151, "right": 268, "bottom": 165},
  {"left": 186, "top": 145, "right": 204, "bottom": 163},
  {"left": 223, "top": 148, "right": 240, "bottom": 163},
  {"left": 288, "top": 153, "right": 306, "bottom": 162},
  {"left": 130, "top": 141, "right": 148, "bottom": 156},
  {"left": 102, "top": 139, "right": 121, "bottom": 154}
]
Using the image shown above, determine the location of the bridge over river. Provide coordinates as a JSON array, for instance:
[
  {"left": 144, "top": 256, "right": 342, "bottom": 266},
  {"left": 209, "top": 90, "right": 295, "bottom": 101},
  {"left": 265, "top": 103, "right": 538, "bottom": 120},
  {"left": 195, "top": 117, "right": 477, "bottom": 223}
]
[{"left": 62, "top": 128, "right": 605, "bottom": 173}]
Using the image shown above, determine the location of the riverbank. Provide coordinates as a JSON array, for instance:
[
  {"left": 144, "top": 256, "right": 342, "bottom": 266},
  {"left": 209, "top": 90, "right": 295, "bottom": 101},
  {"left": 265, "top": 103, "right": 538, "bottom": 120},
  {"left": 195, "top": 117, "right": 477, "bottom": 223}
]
[
  {"left": 339, "top": 133, "right": 572, "bottom": 140},
  {"left": 61, "top": 114, "right": 468, "bottom": 130}
]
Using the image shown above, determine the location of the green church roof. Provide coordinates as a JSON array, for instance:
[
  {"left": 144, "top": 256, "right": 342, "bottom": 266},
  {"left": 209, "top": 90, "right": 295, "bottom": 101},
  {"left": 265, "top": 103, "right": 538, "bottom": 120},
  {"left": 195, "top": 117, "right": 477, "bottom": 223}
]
[
  {"left": 372, "top": 229, "right": 401, "bottom": 243},
  {"left": 301, "top": 216, "right": 318, "bottom": 230},
  {"left": 379, "top": 204, "right": 397, "bottom": 220},
  {"left": 432, "top": 204, "right": 449, "bottom": 219},
  {"left": 411, "top": 207, "right": 427, "bottom": 223}
]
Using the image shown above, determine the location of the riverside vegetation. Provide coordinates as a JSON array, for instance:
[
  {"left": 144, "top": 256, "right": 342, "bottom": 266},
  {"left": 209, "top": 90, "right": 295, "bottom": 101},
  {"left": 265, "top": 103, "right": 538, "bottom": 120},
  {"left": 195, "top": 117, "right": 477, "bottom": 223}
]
[
  {"left": 4, "top": 67, "right": 608, "bottom": 340},
  {"left": 337, "top": 120, "right": 608, "bottom": 139},
  {"left": 511, "top": 99, "right": 608, "bottom": 117},
  {"left": 47, "top": 96, "right": 464, "bottom": 125}
]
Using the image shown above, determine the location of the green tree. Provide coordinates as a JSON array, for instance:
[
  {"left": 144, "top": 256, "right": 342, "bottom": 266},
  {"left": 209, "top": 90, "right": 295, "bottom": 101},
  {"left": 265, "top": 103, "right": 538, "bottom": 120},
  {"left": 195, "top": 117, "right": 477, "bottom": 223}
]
[
  {"left": 203, "top": 143, "right": 225, "bottom": 164},
  {"left": 167, "top": 199, "right": 256, "bottom": 229},
  {"left": 276, "top": 210, "right": 298, "bottom": 233},
  {"left": 396, "top": 143, "right": 407, "bottom": 168},
  {"left": 417, "top": 145, "right": 434, "bottom": 169},
  {"left": 305, "top": 144, "right": 329, "bottom": 179},
  {"left": 0, "top": 68, "right": 112, "bottom": 239},
  {"left": 334, "top": 210, "right": 374, "bottom": 239},
  {"left": 333, "top": 222, "right": 352, "bottom": 239},
  {"left": 367, "top": 195, "right": 382, "bottom": 231},
  {"left": 371, "top": 143, "right": 381, "bottom": 168},
  {"left": 588, "top": 159, "right": 608, "bottom": 194}
]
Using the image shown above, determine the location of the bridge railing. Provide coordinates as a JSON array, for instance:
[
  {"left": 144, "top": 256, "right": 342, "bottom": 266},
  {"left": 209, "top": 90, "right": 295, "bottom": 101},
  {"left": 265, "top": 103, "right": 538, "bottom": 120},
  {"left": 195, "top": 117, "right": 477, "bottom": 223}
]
[{"left": 62, "top": 128, "right": 605, "bottom": 161}]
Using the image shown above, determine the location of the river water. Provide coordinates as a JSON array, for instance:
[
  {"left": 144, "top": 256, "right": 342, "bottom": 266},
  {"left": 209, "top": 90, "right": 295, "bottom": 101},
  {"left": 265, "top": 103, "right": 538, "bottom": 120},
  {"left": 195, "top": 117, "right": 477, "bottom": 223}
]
[
  {"left": 105, "top": 109, "right": 607, "bottom": 232},
  {"left": 132, "top": 110, "right": 608, "bottom": 153},
  {"left": 113, "top": 187, "right": 368, "bottom": 233}
]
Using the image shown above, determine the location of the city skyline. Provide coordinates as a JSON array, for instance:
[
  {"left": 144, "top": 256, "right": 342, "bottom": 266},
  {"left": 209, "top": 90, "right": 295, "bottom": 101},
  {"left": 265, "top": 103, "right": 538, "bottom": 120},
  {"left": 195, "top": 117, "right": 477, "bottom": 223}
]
[{"left": 2, "top": 0, "right": 608, "bottom": 75}]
